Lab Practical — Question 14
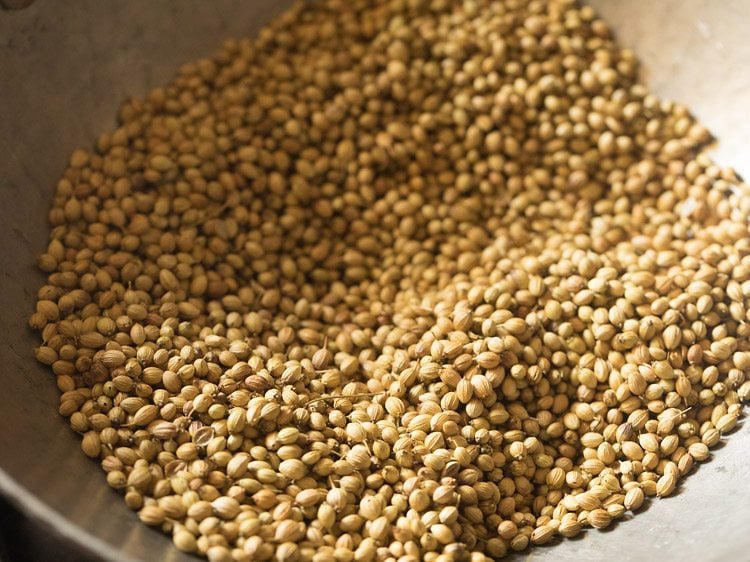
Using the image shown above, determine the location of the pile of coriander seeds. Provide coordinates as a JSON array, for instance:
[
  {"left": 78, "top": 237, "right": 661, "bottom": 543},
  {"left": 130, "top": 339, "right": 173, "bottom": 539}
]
[{"left": 30, "top": 0, "right": 750, "bottom": 560}]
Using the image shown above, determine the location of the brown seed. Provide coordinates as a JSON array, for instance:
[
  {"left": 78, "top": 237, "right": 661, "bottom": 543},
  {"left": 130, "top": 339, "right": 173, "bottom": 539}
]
[
  {"left": 716, "top": 413, "right": 738, "bottom": 433},
  {"left": 688, "top": 442, "right": 710, "bottom": 461},
  {"left": 150, "top": 155, "right": 175, "bottom": 172},
  {"left": 211, "top": 496, "right": 240, "bottom": 519},
  {"left": 558, "top": 518, "right": 581, "bottom": 538},
  {"left": 624, "top": 487, "right": 645, "bottom": 511},
  {"left": 587, "top": 509, "right": 612, "bottom": 530},
  {"left": 81, "top": 431, "right": 101, "bottom": 458},
  {"left": 656, "top": 474, "right": 677, "bottom": 498},
  {"left": 100, "top": 350, "right": 126, "bottom": 368},
  {"left": 279, "top": 459, "right": 307, "bottom": 480},
  {"left": 622, "top": 441, "right": 645, "bottom": 461},
  {"left": 79, "top": 332, "right": 107, "bottom": 349},
  {"left": 173, "top": 530, "right": 197, "bottom": 553},
  {"left": 575, "top": 493, "right": 601, "bottom": 511},
  {"left": 138, "top": 505, "right": 165, "bottom": 526},
  {"left": 159, "top": 269, "right": 180, "bottom": 292},
  {"left": 294, "top": 489, "right": 323, "bottom": 507},
  {"left": 133, "top": 405, "right": 158, "bottom": 427},
  {"left": 35, "top": 346, "right": 58, "bottom": 365},
  {"left": 127, "top": 466, "right": 151, "bottom": 490},
  {"left": 275, "top": 519, "right": 305, "bottom": 542},
  {"left": 312, "top": 348, "right": 332, "bottom": 370}
]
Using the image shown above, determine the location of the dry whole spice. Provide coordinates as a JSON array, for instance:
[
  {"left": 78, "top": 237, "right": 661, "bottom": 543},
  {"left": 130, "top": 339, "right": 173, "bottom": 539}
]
[{"left": 30, "top": 0, "right": 750, "bottom": 560}]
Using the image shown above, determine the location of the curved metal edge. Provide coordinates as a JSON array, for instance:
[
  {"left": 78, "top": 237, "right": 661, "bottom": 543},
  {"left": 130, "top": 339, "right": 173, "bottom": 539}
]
[{"left": 0, "top": 468, "right": 139, "bottom": 562}]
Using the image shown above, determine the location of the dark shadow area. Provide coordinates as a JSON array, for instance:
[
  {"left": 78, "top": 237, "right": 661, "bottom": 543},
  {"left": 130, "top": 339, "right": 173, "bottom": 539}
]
[{"left": 0, "top": 495, "right": 99, "bottom": 562}]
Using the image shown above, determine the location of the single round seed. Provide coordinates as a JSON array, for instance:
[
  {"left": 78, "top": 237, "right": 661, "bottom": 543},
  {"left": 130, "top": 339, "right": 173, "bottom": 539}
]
[
  {"left": 173, "top": 530, "right": 197, "bottom": 553},
  {"left": 587, "top": 509, "right": 613, "bottom": 530},
  {"left": 624, "top": 487, "right": 645, "bottom": 511},
  {"left": 656, "top": 474, "right": 677, "bottom": 498}
]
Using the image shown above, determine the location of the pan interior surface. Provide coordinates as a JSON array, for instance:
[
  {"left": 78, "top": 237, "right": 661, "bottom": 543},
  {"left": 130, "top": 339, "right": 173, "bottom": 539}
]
[{"left": 0, "top": 1, "right": 748, "bottom": 561}]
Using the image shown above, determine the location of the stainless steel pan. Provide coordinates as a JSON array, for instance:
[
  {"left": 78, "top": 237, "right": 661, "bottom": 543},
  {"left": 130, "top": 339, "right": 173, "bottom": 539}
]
[{"left": 1, "top": 2, "right": 748, "bottom": 560}]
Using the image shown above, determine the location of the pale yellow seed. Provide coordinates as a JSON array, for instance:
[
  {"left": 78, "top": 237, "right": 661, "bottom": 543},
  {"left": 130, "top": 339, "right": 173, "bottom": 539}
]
[
  {"left": 624, "top": 487, "right": 645, "bottom": 511},
  {"left": 656, "top": 474, "right": 677, "bottom": 498}
]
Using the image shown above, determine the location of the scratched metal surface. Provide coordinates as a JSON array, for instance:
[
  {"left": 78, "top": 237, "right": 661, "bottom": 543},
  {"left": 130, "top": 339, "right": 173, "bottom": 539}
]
[{"left": 0, "top": 1, "right": 748, "bottom": 561}]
